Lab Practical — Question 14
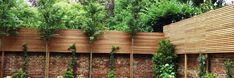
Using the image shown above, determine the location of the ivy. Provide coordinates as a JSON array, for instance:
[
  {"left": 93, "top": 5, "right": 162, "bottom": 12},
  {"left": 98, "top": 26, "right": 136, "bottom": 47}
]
[
  {"left": 152, "top": 40, "right": 177, "bottom": 78},
  {"left": 107, "top": 46, "right": 119, "bottom": 78},
  {"left": 197, "top": 53, "right": 207, "bottom": 78},
  {"left": 11, "top": 43, "right": 28, "bottom": 78},
  {"left": 224, "top": 59, "right": 233, "bottom": 78},
  {"left": 64, "top": 44, "right": 77, "bottom": 78}
]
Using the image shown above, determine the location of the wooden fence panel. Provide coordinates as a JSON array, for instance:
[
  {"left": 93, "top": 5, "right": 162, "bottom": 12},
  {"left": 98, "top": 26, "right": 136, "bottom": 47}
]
[
  {"left": 3, "top": 28, "right": 164, "bottom": 54},
  {"left": 164, "top": 5, "right": 234, "bottom": 54}
]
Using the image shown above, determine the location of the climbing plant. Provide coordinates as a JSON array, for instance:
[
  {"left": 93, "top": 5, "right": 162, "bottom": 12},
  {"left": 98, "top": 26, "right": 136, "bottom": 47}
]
[
  {"left": 11, "top": 43, "right": 28, "bottom": 78},
  {"left": 107, "top": 46, "right": 119, "bottom": 78},
  {"left": 197, "top": 53, "right": 207, "bottom": 78},
  {"left": 64, "top": 44, "right": 77, "bottom": 78},
  {"left": 152, "top": 40, "right": 177, "bottom": 78},
  {"left": 224, "top": 59, "right": 233, "bottom": 78}
]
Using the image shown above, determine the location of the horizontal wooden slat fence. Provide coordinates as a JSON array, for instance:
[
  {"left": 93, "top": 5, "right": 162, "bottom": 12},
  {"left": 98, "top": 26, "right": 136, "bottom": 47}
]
[
  {"left": 2, "top": 28, "right": 164, "bottom": 54},
  {"left": 164, "top": 5, "right": 234, "bottom": 54}
]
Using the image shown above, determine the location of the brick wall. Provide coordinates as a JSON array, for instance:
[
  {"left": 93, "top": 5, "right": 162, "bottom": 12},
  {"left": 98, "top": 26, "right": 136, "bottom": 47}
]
[
  {"left": 2, "top": 52, "right": 153, "bottom": 78},
  {"left": 177, "top": 53, "right": 234, "bottom": 78},
  {"left": 4, "top": 52, "right": 234, "bottom": 78}
]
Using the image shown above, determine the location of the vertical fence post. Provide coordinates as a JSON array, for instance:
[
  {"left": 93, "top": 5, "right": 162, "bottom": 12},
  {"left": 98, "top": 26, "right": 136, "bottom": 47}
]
[
  {"left": 205, "top": 54, "right": 209, "bottom": 74},
  {"left": 0, "top": 37, "right": 4, "bottom": 78},
  {"left": 184, "top": 54, "right": 188, "bottom": 78}
]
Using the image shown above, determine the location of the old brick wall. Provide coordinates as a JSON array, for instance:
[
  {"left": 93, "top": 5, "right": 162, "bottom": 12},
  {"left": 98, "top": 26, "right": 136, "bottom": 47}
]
[
  {"left": 177, "top": 53, "right": 234, "bottom": 78},
  {"left": 2, "top": 52, "right": 153, "bottom": 78}
]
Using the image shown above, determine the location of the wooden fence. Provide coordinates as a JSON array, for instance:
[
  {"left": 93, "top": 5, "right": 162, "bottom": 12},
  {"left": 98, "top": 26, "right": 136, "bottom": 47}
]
[
  {"left": 164, "top": 5, "right": 234, "bottom": 54},
  {"left": 1, "top": 28, "right": 164, "bottom": 54}
]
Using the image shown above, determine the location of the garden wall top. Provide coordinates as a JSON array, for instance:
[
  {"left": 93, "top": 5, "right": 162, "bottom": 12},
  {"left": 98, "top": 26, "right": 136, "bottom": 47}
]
[
  {"left": 1, "top": 28, "right": 164, "bottom": 54},
  {"left": 164, "top": 5, "right": 234, "bottom": 54}
]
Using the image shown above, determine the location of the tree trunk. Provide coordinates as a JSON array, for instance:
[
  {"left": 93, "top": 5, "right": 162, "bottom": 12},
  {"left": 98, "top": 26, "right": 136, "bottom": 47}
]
[
  {"left": 130, "top": 38, "right": 134, "bottom": 78},
  {"left": 45, "top": 41, "right": 49, "bottom": 78},
  {"left": 89, "top": 44, "right": 93, "bottom": 78}
]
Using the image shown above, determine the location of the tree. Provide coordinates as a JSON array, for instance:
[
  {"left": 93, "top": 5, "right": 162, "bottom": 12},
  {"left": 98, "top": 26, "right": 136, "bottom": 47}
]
[
  {"left": 81, "top": 0, "right": 106, "bottom": 78},
  {"left": 37, "top": 0, "right": 64, "bottom": 77}
]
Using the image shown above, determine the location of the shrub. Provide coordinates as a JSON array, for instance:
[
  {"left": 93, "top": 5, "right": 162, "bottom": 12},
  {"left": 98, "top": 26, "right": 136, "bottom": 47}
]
[
  {"left": 152, "top": 40, "right": 177, "bottom": 78},
  {"left": 198, "top": 53, "right": 207, "bottom": 78},
  {"left": 224, "top": 60, "right": 233, "bottom": 78}
]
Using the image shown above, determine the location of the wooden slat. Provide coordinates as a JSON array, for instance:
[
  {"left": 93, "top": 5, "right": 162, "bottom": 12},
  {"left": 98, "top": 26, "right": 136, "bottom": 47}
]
[
  {"left": 164, "top": 5, "right": 234, "bottom": 54},
  {"left": 3, "top": 28, "right": 164, "bottom": 54}
]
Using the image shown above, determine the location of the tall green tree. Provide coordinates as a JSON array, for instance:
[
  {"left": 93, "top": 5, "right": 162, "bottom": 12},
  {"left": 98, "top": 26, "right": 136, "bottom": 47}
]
[
  {"left": 81, "top": 0, "right": 106, "bottom": 78},
  {"left": 0, "top": 0, "right": 21, "bottom": 77},
  {"left": 37, "top": 0, "right": 64, "bottom": 78}
]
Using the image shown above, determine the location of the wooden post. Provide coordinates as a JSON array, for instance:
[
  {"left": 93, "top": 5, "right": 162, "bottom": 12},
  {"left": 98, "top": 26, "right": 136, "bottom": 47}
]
[
  {"left": 0, "top": 37, "right": 4, "bottom": 78},
  {"left": 184, "top": 54, "right": 188, "bottom": 78},
  {"left": 205, "top": 54, "right": 209, "bottom": 74},
  {"left": 130, "top": 38, "right": 134, "bottom": 78}
]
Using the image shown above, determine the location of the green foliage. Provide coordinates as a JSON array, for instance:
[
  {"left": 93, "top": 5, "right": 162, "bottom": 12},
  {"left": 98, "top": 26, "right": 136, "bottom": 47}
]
[
  {"left": 107, "top": 46, "right": 119, "bottom": 78},
  {"left": 204, "top": 73, "right": 216, "bottom": 78},
  {"left": 159, "top": 64, "right": 176, "bottom": 78},
  {"left": 37, "top": 0, "right": 64, "bottom": 41},
  {"left": 200, "top": 0, "right": 214, "bottom": 12},
  {"left": 64, "top": 44, "right": 77, "bottom": 78},
  {"left": 53, "top": 1, "right": 86, "bottom": 29},
  {"left": 108, "top": 0, "right": 153, "bottom": 32},
  {"left": 16, "top": 0, "right": 41, "bottom": 28},
  {"left": 127, "top": 0, "right": 143, "bottom": 37},
  {"left": 11, "top": 68, "right": 27, "bottom": 78},
  {"left": 64, "top": 68, "right": 75, "bottom": 78},
  {"left": 22, "top": 43, "right": 28, "bottom": 72},
  {"left": 143, "top": 0, "right": 201, "bottom": 32},
  {"left": 198, "top": 53, "right": 207, "bottom": 78},
  {"left": 11, "top": 43, "right": 28, "bottom": 78},
  {"left": 224, "top": 60, "right": 233, "bottom": 78},
  {"left": 152, "top": 40, "right": 177, "bottom": 78},
  {"left": 82, "top": 0, "right": 106, "bottom": 43},
  {"left": 0, "top": 0, "right": 21, "bottom": 36},
  {"left": 107, "top": 70, "right": 116, "bottom": 78}
]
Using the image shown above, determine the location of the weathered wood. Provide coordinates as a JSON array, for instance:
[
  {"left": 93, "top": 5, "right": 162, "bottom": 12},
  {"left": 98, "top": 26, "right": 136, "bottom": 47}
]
[{"left": 3, "top": 28, "right": 164, "bottom": 54}]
